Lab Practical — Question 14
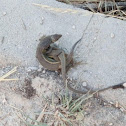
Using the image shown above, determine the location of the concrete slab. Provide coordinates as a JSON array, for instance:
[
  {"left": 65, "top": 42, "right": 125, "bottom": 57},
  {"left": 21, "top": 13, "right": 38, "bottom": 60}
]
[{"left": 0, "top": 0, "right": 126, "bottom": 107}]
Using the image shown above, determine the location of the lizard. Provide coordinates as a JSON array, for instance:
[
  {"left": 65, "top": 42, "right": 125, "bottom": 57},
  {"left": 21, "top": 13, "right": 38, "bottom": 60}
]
[
  {"left": 36, "top": 34, "right": 81, "bottom": 71},
  {"left": 36, "top": 34, "right": 68, "bottom": 71},
  {"left": 36, "top": 34, "right": 62, "bottom": 71}
]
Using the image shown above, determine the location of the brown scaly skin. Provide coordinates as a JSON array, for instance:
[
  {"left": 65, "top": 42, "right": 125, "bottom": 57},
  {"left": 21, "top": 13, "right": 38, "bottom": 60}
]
[
  {"left": 36, "top": 34, "right": 77, "bottom": 71},
  {"left": 36, "top": 34, "right": 62, "bottom": 71}
]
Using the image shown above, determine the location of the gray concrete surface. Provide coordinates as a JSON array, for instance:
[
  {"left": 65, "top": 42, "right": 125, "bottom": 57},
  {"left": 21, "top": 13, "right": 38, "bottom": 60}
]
[{"left": 0, "top": 0, "right": 126, "bottom": 107}]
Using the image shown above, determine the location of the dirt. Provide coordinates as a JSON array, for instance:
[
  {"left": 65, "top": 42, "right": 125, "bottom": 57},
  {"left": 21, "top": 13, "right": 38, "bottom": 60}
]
[
  {"left": 0, "top": 66, "right": 126, "bottom": 126},
  {"left": 19, "top": 78, "right": 36, "bottom": 99}
]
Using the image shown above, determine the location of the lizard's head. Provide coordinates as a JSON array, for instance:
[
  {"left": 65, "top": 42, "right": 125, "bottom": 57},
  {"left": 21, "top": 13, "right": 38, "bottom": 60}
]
[{"left": 51, "top": 34, "right": 62, "bottom": 42}]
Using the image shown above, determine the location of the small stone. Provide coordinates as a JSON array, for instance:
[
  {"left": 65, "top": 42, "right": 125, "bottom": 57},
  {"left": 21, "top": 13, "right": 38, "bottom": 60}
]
[
  {"left": 110, "top": 33, "right": 115, "bottom": 38},
  {"left": 120, "top": 107, "right": 124, "bottom": 112},
  {"left": 72, "top": 25, "right": 76, "bottom": 29},
  {"left": 39, "top": 64, "right": 43, "bottom": 68},
  {"left": 2, "top": 95, "right": 7, "bottom": 105},
  {"left": 2, "top": 98, "right": 7, "bottom": 105},
  {"left": 37, "top": 68, "right": 41, "bottom": 72},
  {"left": 53, "top": 97, "right": 59, "bottom": 104},
  {"left": 3, "top": 12, "right": 7, "bottom": 16},
  {"left": 42, "top": 70, "right": 46, "bottom": 74},
  {"left": 123, "top": 83, "right": 126, "bottom": 87},
  {"left": 69, "top": 77, "right": 73, "bottom": 81},
  {"left": 40, "top": 17, "right": 44, "bottom": 25},
  {"left": 94, "top": 75, "right": 97, "bottom": 77},
  {"left": 37, "top": 65, "right": 43, "bottom": 71},
  {"left": 109, "top": 123, "right": 113, "bottom": 126},
  {"left": 82, "top": 81, "right": 87, "bottom": 87},
  {"left": 110, "top": 102, "right": 114, "bottom": 105},
  {"left": 103, "top": 102, "right": 107, "bottom": 106},
  {"left": 94, "top": 37, "right": 97, "bottom": 40},
  {"left": 84, "top": 112, "right": 88, "bottom": 115}
]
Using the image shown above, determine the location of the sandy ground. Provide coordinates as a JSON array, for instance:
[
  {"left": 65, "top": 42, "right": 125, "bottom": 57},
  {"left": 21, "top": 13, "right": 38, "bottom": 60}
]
[{"left": 1, "top": 0, "right": 126, "bottom": 125}]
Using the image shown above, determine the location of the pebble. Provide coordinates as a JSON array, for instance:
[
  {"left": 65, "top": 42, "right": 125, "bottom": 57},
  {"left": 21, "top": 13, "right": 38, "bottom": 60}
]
[
  {"left": 82, "top": 81, "right": 87, "bottom": 87},
  {"left": 42, "top": 70, "right": 46, "bottom": 74},
  {"left": 40, "top": 17, "right": 44, "bottom": 25},
  {"left": 72, "top": 25, "right": 76, "bottom": 29},
  {"left": 39, "top": 65, "right": 43, "bottom": 68},
  {"left": 53, "top": 97, "right": 59, "bottom": 104},
  {"left": 3, "top": 12, "right": 7, "bottom": 16},
  {"left": 103, "top": 102, "right": 107, "bottom": 106},
  {"left": 37, "top": 68, "right": 42, "bottom": 72},
  {"left": 123, "top": 82, "right": 126, "bottom": 87},
  {"left": 110, "top": 101, "right": 114, "bottom": 105},
  {"left": 110, "top": 33, "right": 115, "bottom": 38},
  {"left": 109, "top": 123, "right": 113, "bottom": 126},
  {"left": 120, "top": 107, "right": 124, "bottom": 112},
  {"left": 94, "top": 37, "right": 97, "bottom": 40}
]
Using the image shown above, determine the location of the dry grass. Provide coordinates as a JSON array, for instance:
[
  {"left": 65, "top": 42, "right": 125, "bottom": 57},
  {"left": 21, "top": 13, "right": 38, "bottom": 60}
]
[
  {"left": 57, "top": 0, "right": 126, "bottom": 20},
  {"left": 0, "top": 66, "right": 18, "bottom": 82},
  {"left": 10, "top": 91, "right": 93, "bottom": 126}
]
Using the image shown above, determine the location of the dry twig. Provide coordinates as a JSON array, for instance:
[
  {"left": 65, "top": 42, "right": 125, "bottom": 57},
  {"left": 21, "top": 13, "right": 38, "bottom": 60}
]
[{"left": 0, "top": 66, "right": 18, "bottom": 82}]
